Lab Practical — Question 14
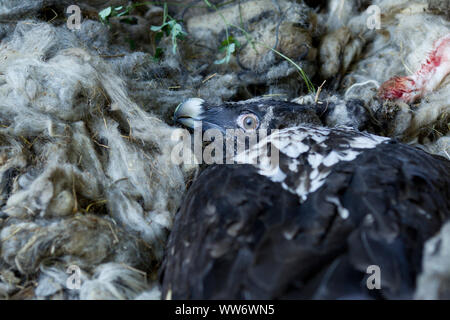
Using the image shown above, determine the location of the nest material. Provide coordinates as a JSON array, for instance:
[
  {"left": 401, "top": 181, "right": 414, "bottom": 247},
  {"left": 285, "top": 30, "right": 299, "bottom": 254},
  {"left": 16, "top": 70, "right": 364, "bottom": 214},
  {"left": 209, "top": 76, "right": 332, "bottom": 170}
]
[{"left": 0, "top": 19, "right": 198, "bottom": 299}]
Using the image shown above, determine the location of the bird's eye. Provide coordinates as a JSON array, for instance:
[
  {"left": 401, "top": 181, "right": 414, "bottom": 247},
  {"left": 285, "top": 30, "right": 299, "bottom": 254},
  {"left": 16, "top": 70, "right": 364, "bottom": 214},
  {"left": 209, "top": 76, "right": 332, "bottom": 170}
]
[{"left": 237, "top": 113, "right": 259, "bottom": 131}]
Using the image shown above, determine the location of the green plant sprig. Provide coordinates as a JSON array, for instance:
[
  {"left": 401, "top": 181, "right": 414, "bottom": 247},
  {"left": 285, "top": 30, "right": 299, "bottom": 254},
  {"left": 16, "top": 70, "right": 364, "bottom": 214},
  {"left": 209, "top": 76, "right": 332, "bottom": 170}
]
[
  {"left": 150, "top": 3, "right": 187, "bottom": 55},
  {"left": 99, "top": 5, "right": 132, "bottom": 24},
  {"left": 99, "top": 3, "right": 187, "bottom": 60},
  {"left": 98, "top": 1, "right": 315, "bottom": 93},
  {"left": 202, "top": 0, "right": 315, "bottom": 94}
]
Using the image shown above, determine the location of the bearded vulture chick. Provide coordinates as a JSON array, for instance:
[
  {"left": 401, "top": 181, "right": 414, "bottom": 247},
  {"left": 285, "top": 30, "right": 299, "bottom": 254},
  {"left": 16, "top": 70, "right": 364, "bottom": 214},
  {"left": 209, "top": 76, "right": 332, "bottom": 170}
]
[{"left": 161, "top": 98, "right": 450, "bottom": 300}]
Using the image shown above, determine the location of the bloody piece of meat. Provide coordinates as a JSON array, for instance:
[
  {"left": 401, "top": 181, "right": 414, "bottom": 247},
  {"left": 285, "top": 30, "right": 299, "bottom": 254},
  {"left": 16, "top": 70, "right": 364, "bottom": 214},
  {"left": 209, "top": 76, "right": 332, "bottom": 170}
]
[{"left": 379, "top": 34, "right": 450, "bottom": 103}]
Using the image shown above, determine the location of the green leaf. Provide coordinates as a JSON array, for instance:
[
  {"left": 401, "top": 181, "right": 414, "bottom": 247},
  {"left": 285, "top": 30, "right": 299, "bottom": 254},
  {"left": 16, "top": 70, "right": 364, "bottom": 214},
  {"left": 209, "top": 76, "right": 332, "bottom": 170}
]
[
  {"left": 219, "top": 36, "right": 240, "bottom": 50},
  {"left": 99, "top": 5, "right": 132, "bottom": 24},
  {"left": 151, "top": 18, "right": 187, "bottom": 55},
  {"left": 116, "top": 10, "right": 130, "bottom": 17},
  {"left": 214, "top": 56, "right": 227, "bottom": 64},
  {"left": 171, "top": 24, "right": 184, "bottom": 53},
  {"left": 99, "top": 7, "right": 112, "bottom": 23},
  {"left": 215, "top": 37, "right": 239, "bottom": 64},
  {"left": 150, "top": 25, "right": 164, "bottom": 32}
]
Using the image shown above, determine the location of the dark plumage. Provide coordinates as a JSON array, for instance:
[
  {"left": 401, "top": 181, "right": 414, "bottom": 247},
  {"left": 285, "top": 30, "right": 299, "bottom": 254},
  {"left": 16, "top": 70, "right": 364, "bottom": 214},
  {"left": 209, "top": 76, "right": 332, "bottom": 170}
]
[{"left": 161, "top": 98, "right": 450, "bottom": 299}]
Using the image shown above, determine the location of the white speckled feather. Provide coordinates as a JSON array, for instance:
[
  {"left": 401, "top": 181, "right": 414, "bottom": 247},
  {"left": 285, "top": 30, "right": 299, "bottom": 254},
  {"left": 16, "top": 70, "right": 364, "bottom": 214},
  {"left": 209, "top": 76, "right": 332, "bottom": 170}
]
[{"left": 234, "top": 125, "right": 390, "bottom": 202}]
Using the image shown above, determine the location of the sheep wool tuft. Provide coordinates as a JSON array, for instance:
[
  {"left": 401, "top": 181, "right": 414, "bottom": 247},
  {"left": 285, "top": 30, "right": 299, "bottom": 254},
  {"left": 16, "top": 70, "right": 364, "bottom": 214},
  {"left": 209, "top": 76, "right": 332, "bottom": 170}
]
[{"left": 0, "top": 20, "right": 196, "bottom": 299}]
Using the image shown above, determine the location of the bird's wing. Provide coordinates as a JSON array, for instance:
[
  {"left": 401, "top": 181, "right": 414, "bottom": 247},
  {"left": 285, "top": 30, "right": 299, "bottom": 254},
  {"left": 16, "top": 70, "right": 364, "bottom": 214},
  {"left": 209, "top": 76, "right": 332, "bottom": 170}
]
[
  {"left": 160, "top": 163, "right": 302, "bottom": 299},
  {"left": 161, "top": 133, "right": 450, "bottom": 299}
]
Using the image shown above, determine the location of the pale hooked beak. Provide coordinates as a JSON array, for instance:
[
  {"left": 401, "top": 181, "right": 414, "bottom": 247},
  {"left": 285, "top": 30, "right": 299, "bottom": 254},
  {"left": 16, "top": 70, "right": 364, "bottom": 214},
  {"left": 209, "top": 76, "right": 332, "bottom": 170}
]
[{"left": 173, "top": 98, "right": 205, "bottom": 129}]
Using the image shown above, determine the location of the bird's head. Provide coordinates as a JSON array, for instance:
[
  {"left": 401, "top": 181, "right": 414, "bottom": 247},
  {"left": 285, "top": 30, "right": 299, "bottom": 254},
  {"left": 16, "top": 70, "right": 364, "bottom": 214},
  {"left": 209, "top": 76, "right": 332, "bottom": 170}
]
[{"left": 173, "top": 98, "right": 321, "bottom": 133}]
